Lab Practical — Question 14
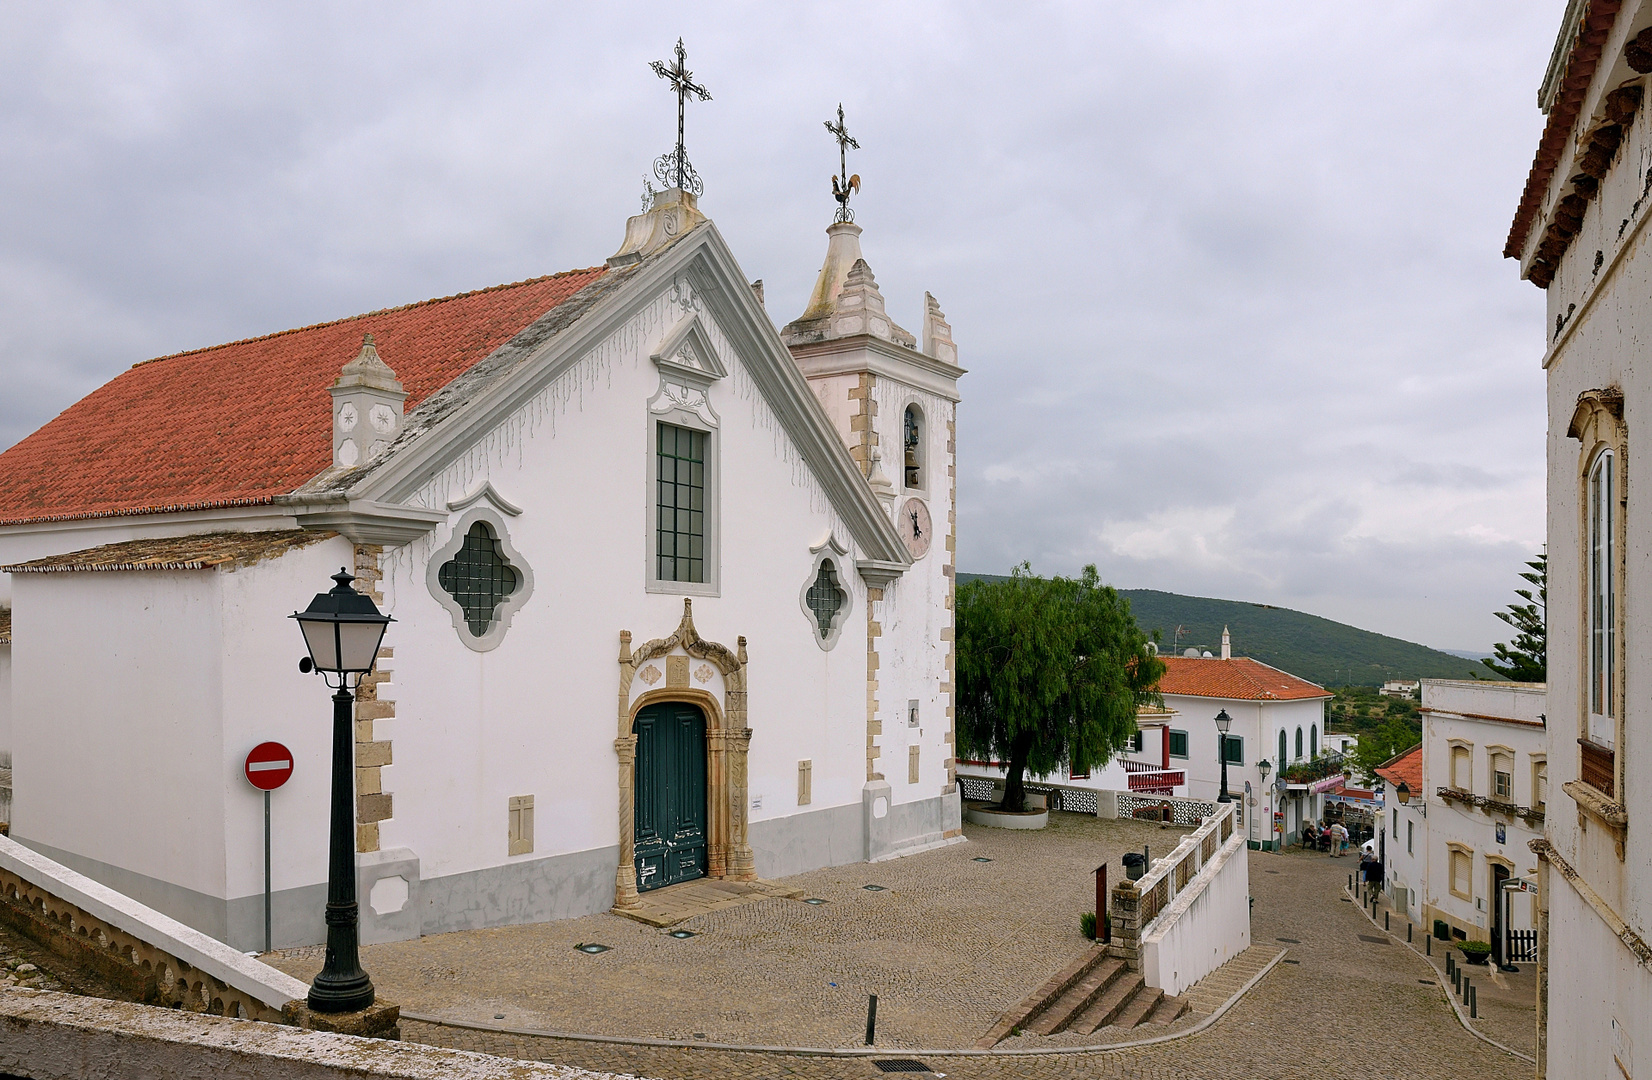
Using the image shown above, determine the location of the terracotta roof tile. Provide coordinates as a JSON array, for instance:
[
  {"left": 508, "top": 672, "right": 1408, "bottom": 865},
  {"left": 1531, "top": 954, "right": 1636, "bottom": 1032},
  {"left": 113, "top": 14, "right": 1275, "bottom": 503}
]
[
  {"left": 1, "top": 530, "right": 336, "bottom": 573},
  {"left": 1505, "top": 0, "right": 1624, "bottom": 261},
  {"left": 0, "top": 269, "right": 606, "bottom": 527},
  {"left": 1375, "top": 743, "right": 1423, "bottom": 793},
  {"left": 1154, "top": 656, "right": 1330, "bottom": 701}
]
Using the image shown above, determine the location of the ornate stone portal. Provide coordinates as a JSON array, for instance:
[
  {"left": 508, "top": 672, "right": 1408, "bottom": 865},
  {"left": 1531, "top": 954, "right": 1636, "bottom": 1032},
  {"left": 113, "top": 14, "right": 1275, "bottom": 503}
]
[{"left": 614, "top": 599, "right": 753, "bottom": 910}]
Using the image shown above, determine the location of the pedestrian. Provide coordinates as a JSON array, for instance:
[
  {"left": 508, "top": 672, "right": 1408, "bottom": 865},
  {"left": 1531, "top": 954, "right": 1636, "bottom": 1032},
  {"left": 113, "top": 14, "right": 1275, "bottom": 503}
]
[{"left": 1330, "top": 821, "right": 1348, "bottom": 857}]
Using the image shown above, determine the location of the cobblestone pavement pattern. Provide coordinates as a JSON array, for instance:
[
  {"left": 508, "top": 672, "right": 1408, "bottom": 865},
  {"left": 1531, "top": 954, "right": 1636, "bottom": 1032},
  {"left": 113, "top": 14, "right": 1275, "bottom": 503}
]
[
  {"left": 270, "top": 814, "right": 1192, "bottom": 1048},
  {"left": 389, "top": 842, "right": 1521, "bottom": 1079},
  {"left": 1353, "top": 873, "right": 1537, "bottom": 1057}
]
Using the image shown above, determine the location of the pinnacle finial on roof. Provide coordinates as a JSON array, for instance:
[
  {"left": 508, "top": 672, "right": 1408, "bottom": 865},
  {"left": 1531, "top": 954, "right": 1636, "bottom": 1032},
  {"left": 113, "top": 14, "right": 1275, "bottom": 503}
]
[
  {"left": 337, "top": 332, "right": 400, "bottom": 391},
  {"left": 824, "top": 103, "right": 861, "bottom": 223}
]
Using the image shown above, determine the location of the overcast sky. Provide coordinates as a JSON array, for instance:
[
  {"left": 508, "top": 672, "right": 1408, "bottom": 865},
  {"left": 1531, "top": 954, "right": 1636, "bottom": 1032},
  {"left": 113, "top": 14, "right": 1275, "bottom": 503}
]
[{"left": 0, "top": 2, "right": 1562, "bottom": 651}]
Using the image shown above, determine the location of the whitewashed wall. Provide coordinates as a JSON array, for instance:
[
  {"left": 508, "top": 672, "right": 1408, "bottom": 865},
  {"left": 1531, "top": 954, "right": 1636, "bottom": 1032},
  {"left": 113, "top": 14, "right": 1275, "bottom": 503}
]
[
  {"left": 1141, "top": 832, "right": 1251, "bottom": 996},
  {"left": 1419, "top": 682, "right": 1546, "bottom": 940}
]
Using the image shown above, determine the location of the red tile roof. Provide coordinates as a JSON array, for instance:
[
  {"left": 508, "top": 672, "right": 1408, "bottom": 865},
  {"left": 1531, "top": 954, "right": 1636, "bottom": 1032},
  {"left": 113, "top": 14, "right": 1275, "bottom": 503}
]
[
  {"left": 1154, "top": 656, "right": 1330, "bottom": 702},
  {"left": 1505, "top": 0, "right": 1623, "bottom": 261},
  {"left": 1375, "top": 743, "right": 1422, "bottom": 794},
  {"left": 0, "top": 269, "right": 606, "bottom": 527}
]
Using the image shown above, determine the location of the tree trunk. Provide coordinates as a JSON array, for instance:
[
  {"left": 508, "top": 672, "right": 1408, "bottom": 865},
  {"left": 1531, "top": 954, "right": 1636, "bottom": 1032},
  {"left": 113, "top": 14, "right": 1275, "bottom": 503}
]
[{"left": 999, "top": 732, "right": 1036, "bottom": 812}]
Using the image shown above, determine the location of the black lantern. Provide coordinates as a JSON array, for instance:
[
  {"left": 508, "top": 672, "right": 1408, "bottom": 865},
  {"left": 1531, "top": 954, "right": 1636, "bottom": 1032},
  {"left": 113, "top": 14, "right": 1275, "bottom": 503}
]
[
  {"left": 1396, "top": 780, "right": 1411, "bottom": 806},
  {"left": 291, "top": 569, "right": 393, "bottom": 1014},
  {"left": 1215, "top": 709, "right": 1233, "bottom": 804}
]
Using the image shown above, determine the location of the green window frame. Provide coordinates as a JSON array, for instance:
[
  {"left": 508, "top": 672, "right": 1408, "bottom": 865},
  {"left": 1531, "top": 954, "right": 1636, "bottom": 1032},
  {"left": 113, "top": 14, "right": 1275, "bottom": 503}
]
[
  {"left": 656, "top": 422, "right": 706, "bottom": 583},
  {"left": 1221, "top": 735, "right": 1244, "bottom": 766},
  {"left": 1168, "top": 730, "right": 1189, "bottom": 759}
]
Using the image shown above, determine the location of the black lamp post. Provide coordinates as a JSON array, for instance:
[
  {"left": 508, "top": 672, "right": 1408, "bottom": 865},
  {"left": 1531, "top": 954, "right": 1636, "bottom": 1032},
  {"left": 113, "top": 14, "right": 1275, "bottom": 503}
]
[
  {"left": 1215, "top": 709, "right": 1233, "bottom": 803},
  {"left": 291, "top": 569, "right": 393, "bottom": 1014}
]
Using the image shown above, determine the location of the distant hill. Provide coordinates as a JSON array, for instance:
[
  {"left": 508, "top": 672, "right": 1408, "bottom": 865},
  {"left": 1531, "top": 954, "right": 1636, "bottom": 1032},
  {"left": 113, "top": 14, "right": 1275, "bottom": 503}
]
[{"left": 956, "top": 575, "right": 1501, "bottom": 688}]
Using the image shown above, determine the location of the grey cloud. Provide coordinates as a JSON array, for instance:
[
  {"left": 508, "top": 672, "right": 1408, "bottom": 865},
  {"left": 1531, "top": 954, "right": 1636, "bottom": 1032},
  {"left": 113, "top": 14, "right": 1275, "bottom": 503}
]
[{"left": 0, "top": 1, "right": 1559, "bottom": 652}]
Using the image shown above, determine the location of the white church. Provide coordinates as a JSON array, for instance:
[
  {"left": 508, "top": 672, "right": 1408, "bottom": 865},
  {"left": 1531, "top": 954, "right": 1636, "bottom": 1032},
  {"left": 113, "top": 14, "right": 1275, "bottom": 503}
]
[{"left": 0, "top": 119, "right": 964, "bottom": 950}]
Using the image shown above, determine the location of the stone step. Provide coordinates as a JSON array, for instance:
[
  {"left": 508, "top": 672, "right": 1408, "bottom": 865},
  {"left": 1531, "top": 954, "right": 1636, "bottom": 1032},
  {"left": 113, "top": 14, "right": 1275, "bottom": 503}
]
[
  {"left": 974, "top": 943, "right": 1113, "bottom": 1048},
  {"left": 1113, "top": 983, "right": 1165, "bottom": 1028},
  {"left": 1071, "top": 970, "right": 1146, "bottom": 1033},
  {"left": 1023, "top": 957, "right": 1127, "bottom": 1036},
  {"left": 1143, "top": 993, "right": 1190, "bottom": 1025}
]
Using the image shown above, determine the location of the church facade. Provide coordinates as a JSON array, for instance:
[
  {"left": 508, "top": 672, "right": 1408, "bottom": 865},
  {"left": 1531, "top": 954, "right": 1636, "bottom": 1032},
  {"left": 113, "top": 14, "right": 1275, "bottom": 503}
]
[{"left": 0, "top": 185, "right": 964, "bottom": 951}]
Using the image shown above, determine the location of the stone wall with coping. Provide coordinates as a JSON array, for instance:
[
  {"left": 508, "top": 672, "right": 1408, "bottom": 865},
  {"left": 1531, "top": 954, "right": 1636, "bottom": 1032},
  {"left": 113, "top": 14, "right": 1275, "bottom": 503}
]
[
  {"left": 0, "top": 989, "right": 621, "bottom": 1080},
  {"left": 0, "top": 832, "right": 306, "bottom": 1022}
]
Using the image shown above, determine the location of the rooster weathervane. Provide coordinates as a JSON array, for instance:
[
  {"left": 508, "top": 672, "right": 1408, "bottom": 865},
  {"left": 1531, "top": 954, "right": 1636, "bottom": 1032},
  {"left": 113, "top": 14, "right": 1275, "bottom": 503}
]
[{"left": 825, "top": 103, "right": 860, "bottom": 223}]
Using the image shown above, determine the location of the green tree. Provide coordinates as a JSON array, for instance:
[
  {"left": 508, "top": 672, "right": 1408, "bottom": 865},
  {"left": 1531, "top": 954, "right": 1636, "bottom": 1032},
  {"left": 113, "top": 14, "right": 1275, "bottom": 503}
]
[
  {"left": 956, "top": 563, "right": 1164, "bottom": 812},
  {"left": 1482, "top": 552, "right": 1546, "bottom": 682},
  {"left": 1348, "top": 716, "right": 1421, "bottom": 785}
]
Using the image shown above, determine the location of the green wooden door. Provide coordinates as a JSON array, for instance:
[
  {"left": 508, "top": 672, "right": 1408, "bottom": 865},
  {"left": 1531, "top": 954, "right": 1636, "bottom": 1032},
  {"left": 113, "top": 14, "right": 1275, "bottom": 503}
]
[{"left": 633, "top": 702, "right": 708, "bottom": 892}]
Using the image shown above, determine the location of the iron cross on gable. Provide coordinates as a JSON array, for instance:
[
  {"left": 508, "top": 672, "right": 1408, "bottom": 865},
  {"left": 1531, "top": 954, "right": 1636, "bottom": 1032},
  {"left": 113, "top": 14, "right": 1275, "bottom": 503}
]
[
  {"left": 825, "top": 103, "right": 860, "bottom": 222},
  {"left": 651, "top": 38, "right": 712, "bottom": 193}
]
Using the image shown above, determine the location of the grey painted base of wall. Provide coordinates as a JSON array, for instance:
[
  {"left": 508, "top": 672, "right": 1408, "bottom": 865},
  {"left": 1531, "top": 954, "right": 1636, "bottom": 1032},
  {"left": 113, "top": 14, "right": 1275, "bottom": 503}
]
[
  {"left": 419, "top": 844, "right": 619, "bottom": 937},
  {"left": 20, "top": 791, "right": 964, "bottom": 952},
  {"left": 750, "top": 802, "right": 863, "bottom": 878}
]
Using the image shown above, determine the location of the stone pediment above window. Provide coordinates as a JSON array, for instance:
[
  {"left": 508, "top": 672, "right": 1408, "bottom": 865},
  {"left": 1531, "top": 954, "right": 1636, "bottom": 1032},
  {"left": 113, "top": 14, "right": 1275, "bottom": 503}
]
[{"left": 651, "top": 311, "right": 728, "bottom": 390}]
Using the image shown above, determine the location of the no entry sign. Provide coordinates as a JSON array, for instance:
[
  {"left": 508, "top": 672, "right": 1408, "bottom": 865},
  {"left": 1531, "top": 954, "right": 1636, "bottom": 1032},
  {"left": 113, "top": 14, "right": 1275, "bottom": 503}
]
[{"left": 244, "top": 742, "right": 294, "bottom": 791}]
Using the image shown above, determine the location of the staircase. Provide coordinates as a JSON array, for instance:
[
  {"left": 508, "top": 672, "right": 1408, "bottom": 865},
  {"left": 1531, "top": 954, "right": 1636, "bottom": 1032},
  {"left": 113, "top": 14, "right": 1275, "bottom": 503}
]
[{"left": 975, "top": 944, "right": 1190, "bottom": 1047}]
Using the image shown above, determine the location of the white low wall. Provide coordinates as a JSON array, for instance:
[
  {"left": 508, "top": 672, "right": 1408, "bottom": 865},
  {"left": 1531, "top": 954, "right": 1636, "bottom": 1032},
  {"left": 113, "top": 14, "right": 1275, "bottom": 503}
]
[
  {"left": 1140, "top": 831, "right": 1251, "bottom": 996},
  {"left": 0, "top": 832, "right": 306, "bottom": 1016},
  {"left": 0, "top": 989, "right": 626, "bottom": 1079}
]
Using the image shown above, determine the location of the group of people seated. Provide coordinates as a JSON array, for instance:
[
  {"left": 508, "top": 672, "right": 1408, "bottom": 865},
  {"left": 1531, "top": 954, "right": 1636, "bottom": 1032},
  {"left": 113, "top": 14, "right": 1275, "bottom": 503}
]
[{"left": 1300, "top": 819, "right": 1348, "bottom": 854}]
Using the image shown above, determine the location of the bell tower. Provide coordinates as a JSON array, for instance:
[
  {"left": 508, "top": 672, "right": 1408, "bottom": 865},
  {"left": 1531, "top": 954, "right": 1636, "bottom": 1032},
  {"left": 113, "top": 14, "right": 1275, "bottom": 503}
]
[{"left": 781, "top": 104, "right": 965, "bottom": 857}]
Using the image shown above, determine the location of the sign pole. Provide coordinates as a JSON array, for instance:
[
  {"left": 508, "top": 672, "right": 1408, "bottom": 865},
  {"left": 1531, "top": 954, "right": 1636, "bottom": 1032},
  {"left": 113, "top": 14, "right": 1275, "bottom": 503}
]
[
  {"left": 244, "top": 741, "right": 294, "bottom": 957},
  {"left": 265, "top": 788, "right": 273, "bottom": 954}
]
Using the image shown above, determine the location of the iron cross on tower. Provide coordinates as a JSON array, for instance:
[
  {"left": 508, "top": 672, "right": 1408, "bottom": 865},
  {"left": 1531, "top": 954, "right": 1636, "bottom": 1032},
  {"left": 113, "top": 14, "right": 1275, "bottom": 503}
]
[
  {"left": 825, "top": 103, "right": 860, "bottom": 222},
  {"left": 650, "top": 38, "right": 712, "bottom": 196}
]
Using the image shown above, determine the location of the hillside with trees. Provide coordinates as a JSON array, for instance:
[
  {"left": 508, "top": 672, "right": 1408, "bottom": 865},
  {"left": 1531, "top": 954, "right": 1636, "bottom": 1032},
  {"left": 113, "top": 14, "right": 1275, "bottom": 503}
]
[{"left": 956, "top": 576, "right": 1501, "bottom": 688}]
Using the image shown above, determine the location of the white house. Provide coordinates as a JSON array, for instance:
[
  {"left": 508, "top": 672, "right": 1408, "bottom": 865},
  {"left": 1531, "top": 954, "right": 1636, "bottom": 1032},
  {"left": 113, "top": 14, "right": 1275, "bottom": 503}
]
[
  {"left": 1375, "top": 742, "right": 1424, "bottom": 925},
  {"left": 1506, "top": 2, "right": 1652, "bottom": 1073},
  {"left": 1155, "top": 633, "right": 1332, "bottom": 850},
  {"left": 0, "top": 179, "right": 964, "bottom": 951},
  {"left": 1381, "top": 681, "right": 1545, "bottom": 962},
  {"left": 957, "top": 630, "right": 1330, "bottom": 848}
]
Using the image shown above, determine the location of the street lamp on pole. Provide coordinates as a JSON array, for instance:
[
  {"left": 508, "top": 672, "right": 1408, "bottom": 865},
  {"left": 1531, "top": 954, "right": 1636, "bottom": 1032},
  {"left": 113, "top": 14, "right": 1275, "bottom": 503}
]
[
  {"left": 1215, "top": 709, "right": 1233, "bottom": 803},
  {"left": 292, "top": 569, "right": 393, "bottom": 1014}
]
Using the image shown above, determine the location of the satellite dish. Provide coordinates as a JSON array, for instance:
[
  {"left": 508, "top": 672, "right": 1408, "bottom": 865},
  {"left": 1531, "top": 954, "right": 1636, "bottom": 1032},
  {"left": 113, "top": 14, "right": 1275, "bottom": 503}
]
[
  {"left": 1183, "top": 648, "right": 1199, "bottom": 658},
  {"left": 1202, "top": 650, "right": 1214, "bottom": 658},
  {"left": 1145, "top": 641, "right": 1158, "bottom": 656}
]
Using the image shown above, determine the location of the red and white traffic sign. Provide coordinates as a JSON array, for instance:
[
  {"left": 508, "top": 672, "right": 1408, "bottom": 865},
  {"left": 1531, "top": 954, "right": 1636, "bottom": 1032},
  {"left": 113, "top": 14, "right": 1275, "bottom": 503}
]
[{"left": 244, "top": 742, "right": 294, "bottom": 791}]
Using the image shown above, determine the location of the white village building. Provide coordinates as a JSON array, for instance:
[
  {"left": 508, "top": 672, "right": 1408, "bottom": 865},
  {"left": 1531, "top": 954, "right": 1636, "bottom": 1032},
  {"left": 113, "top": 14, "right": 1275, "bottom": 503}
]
[
  {"left": 1376, "top": 681, "right": 1545, "bottom": 963},
  {"left": 1506, "top": 2, "right": 1652, "bottom": 1073},
  {"left": 959, "top": 630, "right": 1331, "bottom": 849},
  {"left": 0, "top": 175, "right": 964, "bottom": 951}
]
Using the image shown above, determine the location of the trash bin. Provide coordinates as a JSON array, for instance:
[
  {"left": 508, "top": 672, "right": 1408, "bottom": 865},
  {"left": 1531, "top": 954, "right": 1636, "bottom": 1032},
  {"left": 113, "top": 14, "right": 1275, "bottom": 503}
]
[
  {"left": 1434, "top": 919, "right": 1450, "bottom": 941},
  {"left": 1123, "top": 853, "right": 1146, "bottom": 881}
]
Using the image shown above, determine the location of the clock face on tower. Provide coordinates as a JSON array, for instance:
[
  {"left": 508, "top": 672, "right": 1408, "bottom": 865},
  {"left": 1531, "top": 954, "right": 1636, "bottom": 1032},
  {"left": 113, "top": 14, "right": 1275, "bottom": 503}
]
[{"left": 899, "top": 497, "right": 932, "bottom": 559}]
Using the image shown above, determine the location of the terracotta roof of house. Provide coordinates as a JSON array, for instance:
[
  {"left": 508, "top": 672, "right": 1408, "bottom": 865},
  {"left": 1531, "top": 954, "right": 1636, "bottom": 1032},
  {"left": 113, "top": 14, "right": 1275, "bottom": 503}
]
[
  {"left": 1505, "top": 0, "right": 1624, "bottom": 261},
  {"left": 1, "top": 530, "right": 335, "bottom": 573},
  {"left": 1154, "top": 656, "right": 1330, "bottom": 702},
  {"left": 1375, "top": 743, "right": 1423, "bottom": 793},
  {"left": 0, "top": 609, "right": 9, "bottom": 646},
  {"left": 0, "top": 269, "right": 606, "bottom": 528}
]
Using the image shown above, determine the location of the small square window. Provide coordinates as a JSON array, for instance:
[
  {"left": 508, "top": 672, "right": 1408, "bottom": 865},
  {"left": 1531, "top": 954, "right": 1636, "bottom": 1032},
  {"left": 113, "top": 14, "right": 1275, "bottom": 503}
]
[
  {"left": 1130, "top": 731, "right": 1144, "bottom": 753},
  {"left": 1222, "top": 735, "right": 1244, "bottom": 766},
  {"left": 1495, "top": 771, "right": 1512, "bottom": 799}
]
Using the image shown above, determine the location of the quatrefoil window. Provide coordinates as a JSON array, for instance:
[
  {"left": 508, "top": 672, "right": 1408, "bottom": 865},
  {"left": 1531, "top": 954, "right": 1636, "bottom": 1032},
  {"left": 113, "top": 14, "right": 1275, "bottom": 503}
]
[
  {"left": 806, "top": 560, "right": 845, "bottom": 640},
  {"left": 438, "top": 522, "right": 520, "bottom": 637}
]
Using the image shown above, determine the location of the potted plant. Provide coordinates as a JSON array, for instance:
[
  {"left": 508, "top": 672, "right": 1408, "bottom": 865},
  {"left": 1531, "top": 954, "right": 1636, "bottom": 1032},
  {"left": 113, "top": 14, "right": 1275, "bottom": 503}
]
[
  {"left": 1456, "top": 940, "right": 1493, "bottom": 965},
  {"left": 1080, "top": 912, "right": 1110, "bottom": 941}
]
